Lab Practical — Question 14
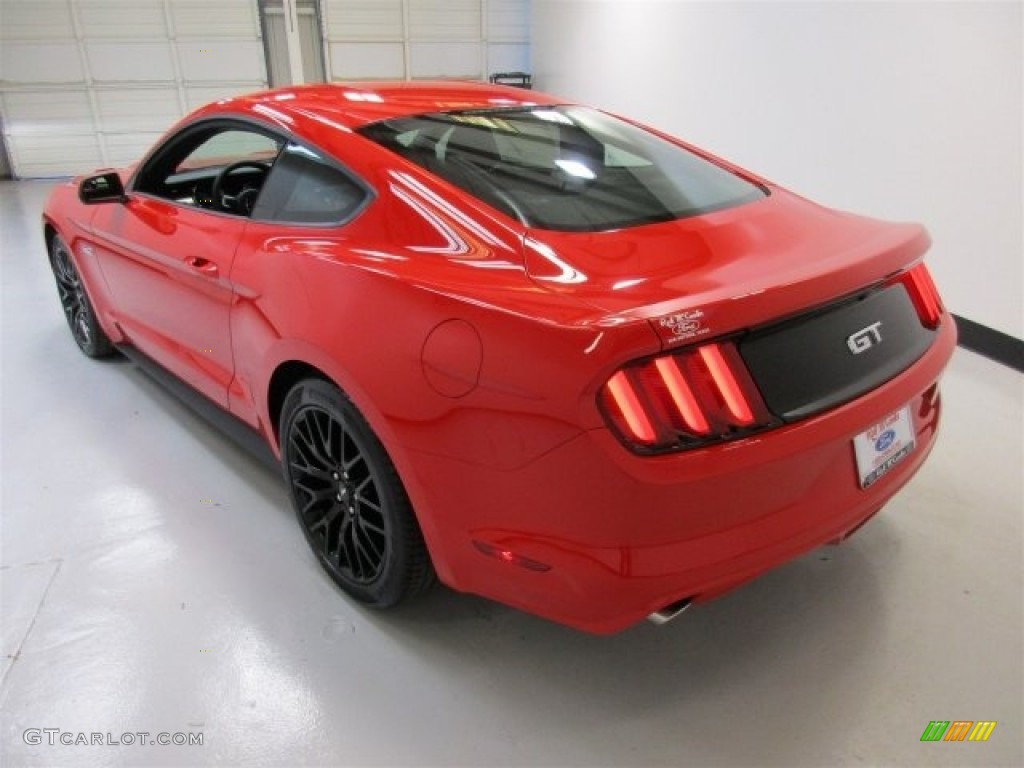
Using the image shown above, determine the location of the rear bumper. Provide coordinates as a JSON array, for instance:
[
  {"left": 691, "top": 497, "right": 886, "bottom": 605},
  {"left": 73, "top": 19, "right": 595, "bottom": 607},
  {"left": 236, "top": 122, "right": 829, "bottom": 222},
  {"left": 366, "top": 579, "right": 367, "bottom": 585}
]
[{"left": 408, "top": 318, "right": 956, "bottom": 633}]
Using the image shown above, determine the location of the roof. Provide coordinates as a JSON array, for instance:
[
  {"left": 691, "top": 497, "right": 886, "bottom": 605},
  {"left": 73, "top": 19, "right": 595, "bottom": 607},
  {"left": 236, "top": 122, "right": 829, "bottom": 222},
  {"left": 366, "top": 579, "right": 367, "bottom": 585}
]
[{"left": 204, "top": 80, "right": 565, "bottom": 130}]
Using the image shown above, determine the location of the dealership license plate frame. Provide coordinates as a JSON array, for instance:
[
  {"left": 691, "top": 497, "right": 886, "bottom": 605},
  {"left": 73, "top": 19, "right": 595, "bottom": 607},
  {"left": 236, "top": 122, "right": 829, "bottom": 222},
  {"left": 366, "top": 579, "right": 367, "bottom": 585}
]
[{"left": 853, "top": 406, "right": 916, "bottom": 489}]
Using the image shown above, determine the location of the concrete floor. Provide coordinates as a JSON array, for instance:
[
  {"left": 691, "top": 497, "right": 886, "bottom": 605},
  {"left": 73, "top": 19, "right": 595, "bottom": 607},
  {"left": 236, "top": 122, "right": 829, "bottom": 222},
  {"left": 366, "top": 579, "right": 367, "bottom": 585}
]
[{"left": 1, "top": 178, "right": 1021, "bottom": 767}]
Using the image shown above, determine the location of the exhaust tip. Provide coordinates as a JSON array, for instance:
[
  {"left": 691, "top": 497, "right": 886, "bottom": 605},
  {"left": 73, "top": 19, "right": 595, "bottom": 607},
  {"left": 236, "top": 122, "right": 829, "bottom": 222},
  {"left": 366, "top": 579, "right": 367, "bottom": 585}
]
[{"left": 647, "top": 597, "right": 692, "bottom": 625}]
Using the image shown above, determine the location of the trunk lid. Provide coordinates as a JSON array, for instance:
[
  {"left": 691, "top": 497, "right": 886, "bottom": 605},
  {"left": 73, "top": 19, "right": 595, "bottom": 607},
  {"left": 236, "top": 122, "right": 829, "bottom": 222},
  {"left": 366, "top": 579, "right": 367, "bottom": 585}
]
[{"left": 523, "top": 189, "right": 931, "bottom": 347}]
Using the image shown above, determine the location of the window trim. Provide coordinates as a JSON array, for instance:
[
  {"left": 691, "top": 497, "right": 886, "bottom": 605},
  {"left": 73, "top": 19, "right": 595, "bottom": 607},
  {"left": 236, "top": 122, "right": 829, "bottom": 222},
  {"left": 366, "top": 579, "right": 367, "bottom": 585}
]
[
  {"left": 128, "top": 115, "right": 376, "bottom": 229},
  {"left": 130, "top": 118, "right": 284, "bottom": 206}
]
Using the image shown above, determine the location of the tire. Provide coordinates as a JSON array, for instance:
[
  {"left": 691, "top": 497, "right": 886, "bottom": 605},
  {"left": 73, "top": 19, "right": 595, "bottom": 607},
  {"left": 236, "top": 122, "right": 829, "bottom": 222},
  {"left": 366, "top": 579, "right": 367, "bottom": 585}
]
[
  {"left": 48, "top": 235, "right": 115, "bottom": 358},
  {"left": 280, "top": 378, "right": 434, "bottom": 607}
]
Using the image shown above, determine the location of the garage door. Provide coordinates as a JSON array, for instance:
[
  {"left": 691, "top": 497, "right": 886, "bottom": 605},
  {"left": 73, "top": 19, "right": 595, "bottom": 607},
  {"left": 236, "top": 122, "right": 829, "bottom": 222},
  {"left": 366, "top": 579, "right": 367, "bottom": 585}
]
[
  {"left": 323, "top": 0, "right": 529, "bottom": 81},
  {"left": 0, "top": 0, "right": 530, "bottom": 179},
  {"left": 0, "top": 0, "right": 268, "bottom": 177}
]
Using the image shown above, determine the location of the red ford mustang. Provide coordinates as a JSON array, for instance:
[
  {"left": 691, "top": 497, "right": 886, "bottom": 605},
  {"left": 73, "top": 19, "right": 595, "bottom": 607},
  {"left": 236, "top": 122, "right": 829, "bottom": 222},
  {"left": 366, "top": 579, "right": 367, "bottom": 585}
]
[{"left": 43, "top": 81, "right": 955, "bottom": 633}]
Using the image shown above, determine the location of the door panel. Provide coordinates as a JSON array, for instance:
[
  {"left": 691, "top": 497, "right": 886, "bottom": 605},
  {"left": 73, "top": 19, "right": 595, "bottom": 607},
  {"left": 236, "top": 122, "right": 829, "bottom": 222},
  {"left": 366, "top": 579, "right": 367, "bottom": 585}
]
[{"left": 88, "top": 196, "right": 243, "bottom": 408}]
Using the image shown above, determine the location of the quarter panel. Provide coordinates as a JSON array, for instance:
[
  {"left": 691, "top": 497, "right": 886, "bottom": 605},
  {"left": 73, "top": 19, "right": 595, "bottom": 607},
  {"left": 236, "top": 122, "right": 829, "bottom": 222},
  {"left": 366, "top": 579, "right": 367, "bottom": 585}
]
[{"left": 227, "top": 189, "right": 663, "bottom": 584}]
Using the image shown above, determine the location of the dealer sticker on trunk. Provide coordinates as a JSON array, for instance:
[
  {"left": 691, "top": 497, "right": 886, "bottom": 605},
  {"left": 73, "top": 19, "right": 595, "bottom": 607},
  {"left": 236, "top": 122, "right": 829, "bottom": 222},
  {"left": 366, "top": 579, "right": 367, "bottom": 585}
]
[{"left": 853, "top": 406, "right": 916, "bottom": 489}]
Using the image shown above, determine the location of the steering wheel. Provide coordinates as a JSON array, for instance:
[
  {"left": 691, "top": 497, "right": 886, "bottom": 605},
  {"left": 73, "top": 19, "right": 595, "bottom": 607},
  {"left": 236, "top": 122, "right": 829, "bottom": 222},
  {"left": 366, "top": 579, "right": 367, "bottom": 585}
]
[{"left": 211, "top": 160, "right": 269, "bottom": 215}]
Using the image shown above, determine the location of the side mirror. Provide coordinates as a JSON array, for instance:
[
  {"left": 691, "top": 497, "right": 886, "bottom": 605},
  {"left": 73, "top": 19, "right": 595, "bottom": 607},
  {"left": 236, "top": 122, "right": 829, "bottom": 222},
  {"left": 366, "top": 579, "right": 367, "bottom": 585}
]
[{"left": 79, "top": 171, "right": 127, "bottom": 204}]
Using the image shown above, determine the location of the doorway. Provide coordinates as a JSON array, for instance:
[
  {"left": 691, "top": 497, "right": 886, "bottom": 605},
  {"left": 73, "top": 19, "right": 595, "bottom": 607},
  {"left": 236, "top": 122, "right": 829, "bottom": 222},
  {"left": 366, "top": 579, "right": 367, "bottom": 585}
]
[
  {"left": 0, "top": 121, "right": 11, "bottom": 179},
  {"left": 260, "top": 0, "right": 327, "bottom": 86}
]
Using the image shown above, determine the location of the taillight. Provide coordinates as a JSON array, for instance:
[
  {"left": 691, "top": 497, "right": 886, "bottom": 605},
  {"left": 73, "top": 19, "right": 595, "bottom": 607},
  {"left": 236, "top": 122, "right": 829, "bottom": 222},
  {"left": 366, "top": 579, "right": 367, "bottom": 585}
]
[
  {"left": 605, "top": 370, "right": 657, "bottom": 443},
  {"left": 600, "top": 340, "right": 777, "bottom": 452},
  {"left": 901, "top": 263, "right": 943, "bottom": 328}
]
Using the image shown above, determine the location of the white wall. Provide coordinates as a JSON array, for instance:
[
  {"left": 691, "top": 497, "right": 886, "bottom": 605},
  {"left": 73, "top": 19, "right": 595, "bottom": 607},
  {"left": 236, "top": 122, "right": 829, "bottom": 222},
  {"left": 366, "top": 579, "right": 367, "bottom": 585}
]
[{"left": 532, "top": 0, "right": 1022, "bottom": 339}]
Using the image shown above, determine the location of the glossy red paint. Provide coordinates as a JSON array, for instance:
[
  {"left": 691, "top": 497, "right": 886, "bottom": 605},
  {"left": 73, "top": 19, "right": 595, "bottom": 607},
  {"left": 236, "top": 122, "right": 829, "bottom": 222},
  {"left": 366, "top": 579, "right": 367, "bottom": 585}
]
[
  {"left": 43, "top": 82, "right": 956, "bottom": 633},
  {"left": 88, "top": 196, "right": 242, "bottom": 406}
]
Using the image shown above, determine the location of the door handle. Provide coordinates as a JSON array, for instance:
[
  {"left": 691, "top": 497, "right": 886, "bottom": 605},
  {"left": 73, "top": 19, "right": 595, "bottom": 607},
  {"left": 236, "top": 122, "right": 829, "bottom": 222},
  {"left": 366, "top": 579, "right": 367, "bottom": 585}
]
[{"left": 185, "top": 256, "right": 219, "bottom": 277}]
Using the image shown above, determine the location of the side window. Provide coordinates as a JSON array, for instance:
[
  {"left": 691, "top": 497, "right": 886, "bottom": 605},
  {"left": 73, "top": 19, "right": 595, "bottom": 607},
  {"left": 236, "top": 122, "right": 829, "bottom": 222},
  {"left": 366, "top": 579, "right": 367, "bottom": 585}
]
[
  {"left": 251, "top": 143, "right": 368, "bottom": 225},
  {"left": 175, "top": 130, "right": 280, "bottom": 172},
  {"left": 134, "top": 124, "right": 283, "bottom": 217}
]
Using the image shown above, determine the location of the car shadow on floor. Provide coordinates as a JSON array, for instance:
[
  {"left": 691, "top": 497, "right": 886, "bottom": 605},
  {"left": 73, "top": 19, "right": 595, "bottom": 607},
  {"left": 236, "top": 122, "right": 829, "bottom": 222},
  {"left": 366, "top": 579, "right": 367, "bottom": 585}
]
[{"left": 357, "top": 529, "right": 890, "bottom": 763}]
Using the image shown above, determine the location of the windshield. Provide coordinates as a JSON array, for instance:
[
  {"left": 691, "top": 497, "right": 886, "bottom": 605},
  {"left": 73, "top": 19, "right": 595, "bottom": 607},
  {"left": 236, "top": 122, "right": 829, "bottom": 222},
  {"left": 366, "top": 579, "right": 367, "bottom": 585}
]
[{"left": 359, "top": 106, "right": 766, "bottom": 232}]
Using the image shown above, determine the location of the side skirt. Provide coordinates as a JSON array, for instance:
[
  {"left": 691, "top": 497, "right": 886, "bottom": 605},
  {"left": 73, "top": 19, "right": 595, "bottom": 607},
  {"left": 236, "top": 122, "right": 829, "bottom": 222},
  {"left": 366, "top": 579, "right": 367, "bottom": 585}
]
[{"left": 116, "top": 344, "right": 280, "bottom": 472}]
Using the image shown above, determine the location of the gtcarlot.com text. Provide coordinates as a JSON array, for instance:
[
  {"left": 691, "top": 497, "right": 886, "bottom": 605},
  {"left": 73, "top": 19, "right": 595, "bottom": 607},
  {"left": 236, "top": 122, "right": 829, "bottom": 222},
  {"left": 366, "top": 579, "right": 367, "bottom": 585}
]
[{"left": 23, "top": 729, "right": 203, "bottom": 747}]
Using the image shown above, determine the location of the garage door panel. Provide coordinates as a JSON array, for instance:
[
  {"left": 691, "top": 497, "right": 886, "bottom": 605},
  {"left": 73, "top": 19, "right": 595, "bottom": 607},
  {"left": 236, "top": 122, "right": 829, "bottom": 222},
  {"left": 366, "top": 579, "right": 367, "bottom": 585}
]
[
  {"left": 409, "top": 1, "right": 481, "bottom": 41},
  {"left": 325, "top": 0, "right": 403, "bottom": 40},
  {"left": 176, "top": 41, "right": 267, "bottom": 82},
  {"left": 486, "top": 43, "right": 529, "bottom": 75},
  {"left": 0, "top": 43, "right": 84, "bottom": 84},
  {"left": 1, "top": 91, "right": 93, "bottom": 136},
  {"left": 409, "top": 42, "right": 482, "bottom": 79},
  {"left": 7, "top": 134, "right": 102, "bottom": 177},
  {"left": 324, "top": 0, "right": 529, "bottom": 84},
  {"left": 104, "top": 133, "right": 163, "bottom": 167},
  {"left": 0, "top": 0, "right": 75, "bottom": 41},
  {"left": 86, "top": 42, "right": 175, "bottom": 82},
  {"left": 95, "top": 89, "right": 181, "bottom": 133},
  {"left": 488, "top": 0, "right": 530, "bottom": 42},
  {"left": 78, "top": 0, "right": 168, "bottom": 39},
  {"left": 329, "top": 43, "right": 405, "bottom": 80},
  {"left": 171, "top": 1, "right": 262, "bottom": 38}
]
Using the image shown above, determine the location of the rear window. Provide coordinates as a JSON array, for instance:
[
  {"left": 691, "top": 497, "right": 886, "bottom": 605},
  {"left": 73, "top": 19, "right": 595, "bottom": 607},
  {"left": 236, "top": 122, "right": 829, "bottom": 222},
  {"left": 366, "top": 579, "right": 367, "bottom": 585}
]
[{"left": 358, "top": 106, "right": 766, "bottom": 232}]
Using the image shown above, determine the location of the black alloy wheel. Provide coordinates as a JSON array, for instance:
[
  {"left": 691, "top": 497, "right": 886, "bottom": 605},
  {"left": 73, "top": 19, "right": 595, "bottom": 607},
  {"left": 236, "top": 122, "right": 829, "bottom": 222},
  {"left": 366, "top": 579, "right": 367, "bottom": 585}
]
[
  {"left": 49, "top": 235, "right": 115, "bottom": 358},
  {"left": 280, "top": 378, "right": 434, "bottom": 607}
]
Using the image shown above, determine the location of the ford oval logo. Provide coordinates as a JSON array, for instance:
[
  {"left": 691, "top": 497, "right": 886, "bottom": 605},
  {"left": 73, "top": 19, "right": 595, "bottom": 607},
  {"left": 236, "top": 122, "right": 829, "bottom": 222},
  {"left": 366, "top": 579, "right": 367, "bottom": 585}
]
[{"left": 874, "top": 429, "right": 896, "bottom": 452}]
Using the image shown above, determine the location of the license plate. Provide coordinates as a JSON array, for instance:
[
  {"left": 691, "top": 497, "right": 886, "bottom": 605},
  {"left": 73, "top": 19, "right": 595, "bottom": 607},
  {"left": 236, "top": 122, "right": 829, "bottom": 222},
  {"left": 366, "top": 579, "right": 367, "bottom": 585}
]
[{"left": 853, "top": 406, "right": 916, "bottom": 489}]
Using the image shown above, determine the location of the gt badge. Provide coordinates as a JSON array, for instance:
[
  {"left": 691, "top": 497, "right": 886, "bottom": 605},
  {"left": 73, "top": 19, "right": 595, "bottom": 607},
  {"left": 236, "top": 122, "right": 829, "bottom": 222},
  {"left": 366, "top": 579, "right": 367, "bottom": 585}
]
[{"left": 847, "top": 321, "right": 883, "bottom": 354}]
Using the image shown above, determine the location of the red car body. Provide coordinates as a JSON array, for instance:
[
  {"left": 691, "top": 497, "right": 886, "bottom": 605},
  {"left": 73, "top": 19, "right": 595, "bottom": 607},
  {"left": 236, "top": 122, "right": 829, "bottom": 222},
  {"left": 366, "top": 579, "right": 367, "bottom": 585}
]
[{"left": 43, "top": 81, "right": 956, "bottom": 633}]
